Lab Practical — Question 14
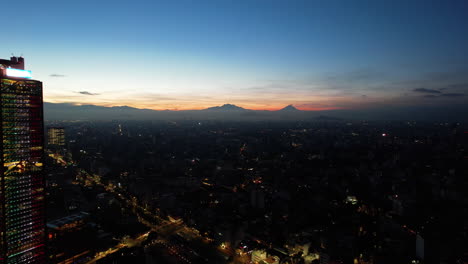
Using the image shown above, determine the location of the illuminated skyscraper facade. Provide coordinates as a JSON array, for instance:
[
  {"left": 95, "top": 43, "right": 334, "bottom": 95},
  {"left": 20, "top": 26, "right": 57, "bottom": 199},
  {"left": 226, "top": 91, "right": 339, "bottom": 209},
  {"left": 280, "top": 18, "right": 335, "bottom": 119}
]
[
  {"left": 47, "top": 127, "right": 65, "bottom": 148},
  {"left": 0, "top": 57, "right": 46, "bottom": 263}
]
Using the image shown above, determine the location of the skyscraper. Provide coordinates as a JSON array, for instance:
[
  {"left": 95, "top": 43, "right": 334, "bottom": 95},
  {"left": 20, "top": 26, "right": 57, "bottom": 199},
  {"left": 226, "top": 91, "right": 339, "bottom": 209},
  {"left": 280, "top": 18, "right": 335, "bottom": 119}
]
[
  {"left": 0, "top": 57, "right": 46, "bottom": 263},
  {"left": 47, "top": 127, "right": 65, "bottom": 148}
]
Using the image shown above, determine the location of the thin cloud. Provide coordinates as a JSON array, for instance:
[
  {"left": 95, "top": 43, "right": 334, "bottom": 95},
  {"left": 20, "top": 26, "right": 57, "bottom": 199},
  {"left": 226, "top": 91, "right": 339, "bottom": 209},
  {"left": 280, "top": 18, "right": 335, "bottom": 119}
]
[
  {"left": 76, "top": 91, "right": 100, "bottom": 96},
  {"left": 49, "top": 74, "right": 66, "bottom": 77},
  {"left": 413, "top": 88, "right": 441, "bottom": 94}
]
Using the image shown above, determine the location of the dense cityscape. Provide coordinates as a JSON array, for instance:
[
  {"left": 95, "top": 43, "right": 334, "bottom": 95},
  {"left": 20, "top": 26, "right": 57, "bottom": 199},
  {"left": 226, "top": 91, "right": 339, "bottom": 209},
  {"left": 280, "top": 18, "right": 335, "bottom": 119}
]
[
  {"left": 43, "top": 120, "right": 468, "bottom": 263},
  {"left": 1, "top": 1, "right": 468, "bottom": 264}
]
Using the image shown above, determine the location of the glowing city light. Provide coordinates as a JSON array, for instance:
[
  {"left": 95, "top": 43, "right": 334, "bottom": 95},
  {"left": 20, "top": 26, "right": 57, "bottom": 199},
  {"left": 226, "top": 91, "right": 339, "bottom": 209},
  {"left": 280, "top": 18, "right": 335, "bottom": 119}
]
[{"left": 5, "top": 68, "right": 32, "bottom": 79}]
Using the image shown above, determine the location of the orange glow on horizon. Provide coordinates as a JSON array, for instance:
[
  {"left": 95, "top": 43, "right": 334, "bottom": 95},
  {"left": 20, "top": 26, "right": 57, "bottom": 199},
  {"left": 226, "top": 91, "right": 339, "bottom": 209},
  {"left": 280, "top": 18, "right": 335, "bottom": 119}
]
[{"left": 45, "top": 100, "right": 346, "bottom": 111}]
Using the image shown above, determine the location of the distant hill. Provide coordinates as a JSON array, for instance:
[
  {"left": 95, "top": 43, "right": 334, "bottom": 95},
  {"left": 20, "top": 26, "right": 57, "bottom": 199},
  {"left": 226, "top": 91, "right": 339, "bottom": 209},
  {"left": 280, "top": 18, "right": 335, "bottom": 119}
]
[
  {"left": 278, "top": 105, "right": 300, "bottom": 112},
  {"left": 204, "top": 104, "right": 248, "bottom": 111},
  {"left": 44, "top": 103, "right": 154, "bottom": 120}
]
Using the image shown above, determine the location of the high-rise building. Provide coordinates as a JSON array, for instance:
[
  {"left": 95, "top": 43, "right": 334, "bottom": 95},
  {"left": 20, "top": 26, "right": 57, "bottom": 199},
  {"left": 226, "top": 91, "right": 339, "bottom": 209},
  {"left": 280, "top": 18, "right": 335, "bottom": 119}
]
[
  {"left": 0, "top": 57, "right": 46, "bottom": 263},
  {"left": 47, "top": 127, "right": 65, "bottom": 148}
]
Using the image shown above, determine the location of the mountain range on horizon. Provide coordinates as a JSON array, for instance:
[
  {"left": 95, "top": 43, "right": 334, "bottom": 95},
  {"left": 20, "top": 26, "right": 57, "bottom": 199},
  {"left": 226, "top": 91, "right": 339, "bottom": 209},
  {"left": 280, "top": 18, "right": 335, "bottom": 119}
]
[
  {"left": 205, "top": 103, "right": 250, "bottom": 111},
  {"left": 45, "top": 103, "right": 302, "bottom": 112},
  {"left": 43, "top": 102, "right": 468, "bottom": 122}
]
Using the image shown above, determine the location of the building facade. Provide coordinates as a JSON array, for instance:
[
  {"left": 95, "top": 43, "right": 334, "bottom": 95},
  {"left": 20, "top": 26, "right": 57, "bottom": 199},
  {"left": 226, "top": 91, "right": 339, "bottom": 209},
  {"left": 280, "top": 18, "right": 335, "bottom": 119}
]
[
  {"left": 0, "top": 57, "right": 46, "bottom": 263},
  {"left": 47, "top": 127, "right": 65, "bottom": 148}
]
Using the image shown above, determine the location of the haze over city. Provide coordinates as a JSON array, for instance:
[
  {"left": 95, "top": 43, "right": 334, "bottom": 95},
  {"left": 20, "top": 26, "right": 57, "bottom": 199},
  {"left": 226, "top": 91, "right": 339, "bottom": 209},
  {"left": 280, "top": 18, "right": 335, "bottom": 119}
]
[{"left": 2, "top": 0, "right": 468, "bottom": 114}]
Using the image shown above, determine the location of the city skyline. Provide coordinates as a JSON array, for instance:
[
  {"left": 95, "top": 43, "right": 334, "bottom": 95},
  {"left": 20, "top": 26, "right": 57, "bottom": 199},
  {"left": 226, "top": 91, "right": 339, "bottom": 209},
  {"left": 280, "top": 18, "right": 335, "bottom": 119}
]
[
  {"left": 2, "top": 0, "right": 468, "bottom": 111},
  {"left": 1, "top": 2, "right": 467, "bottom": 261}
]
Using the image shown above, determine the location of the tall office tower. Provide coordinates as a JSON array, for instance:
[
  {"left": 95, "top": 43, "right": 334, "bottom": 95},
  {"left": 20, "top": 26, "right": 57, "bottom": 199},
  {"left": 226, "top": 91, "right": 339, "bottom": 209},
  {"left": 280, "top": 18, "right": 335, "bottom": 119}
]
[
  {"left": 0, "top": 57, "right": 46, "bottom": 264},
  {"left": 47, "top": 127, "right": 65, "bottom": 148}
]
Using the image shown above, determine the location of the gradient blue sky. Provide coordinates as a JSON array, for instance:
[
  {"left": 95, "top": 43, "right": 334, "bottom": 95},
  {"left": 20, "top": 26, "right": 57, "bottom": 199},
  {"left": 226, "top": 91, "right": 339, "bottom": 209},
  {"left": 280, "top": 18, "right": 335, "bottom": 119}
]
[{"left": 2, "top": 0, "right": 468, "bottom": 110}]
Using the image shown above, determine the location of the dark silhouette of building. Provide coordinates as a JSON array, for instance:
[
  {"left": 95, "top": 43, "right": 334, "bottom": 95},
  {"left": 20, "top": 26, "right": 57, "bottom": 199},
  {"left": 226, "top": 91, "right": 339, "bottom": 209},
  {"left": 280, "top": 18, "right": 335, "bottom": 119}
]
[{"left": 0, "top": 57, "right": 46, "bottom": 263}]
